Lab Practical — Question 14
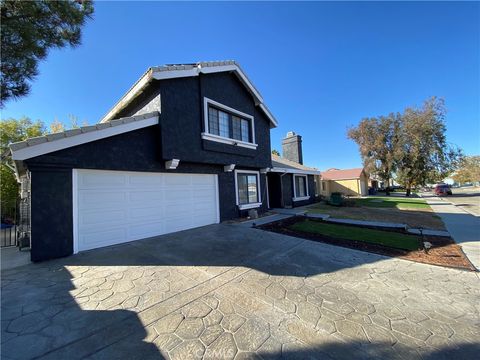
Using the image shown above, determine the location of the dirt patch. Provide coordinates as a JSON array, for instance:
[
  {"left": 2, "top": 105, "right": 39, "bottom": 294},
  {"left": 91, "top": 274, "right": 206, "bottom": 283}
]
[
  {"left": 308, "top": 203, "right": 445, "bottom": 230},
  {"left": 258, "top": 217, "right": 475, "bottom": 271}
]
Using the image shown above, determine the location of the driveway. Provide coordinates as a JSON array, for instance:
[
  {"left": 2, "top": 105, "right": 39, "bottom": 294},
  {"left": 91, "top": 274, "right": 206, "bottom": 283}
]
[{"left": 1, "top": 224, "right": 479, "bottom": 359}]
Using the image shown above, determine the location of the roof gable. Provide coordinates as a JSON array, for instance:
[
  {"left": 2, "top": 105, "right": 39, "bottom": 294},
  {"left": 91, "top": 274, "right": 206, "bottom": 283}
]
[{"left": 100, "top": 61, "right": 278, "bottom": 128}]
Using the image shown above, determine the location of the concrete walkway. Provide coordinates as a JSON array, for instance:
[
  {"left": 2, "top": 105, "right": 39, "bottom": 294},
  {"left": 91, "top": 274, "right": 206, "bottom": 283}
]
[
  {"left": 422, "top": 195, "right": 480, "bottom": 270},
  {"left": 1, "top": 247, "right": 30, "bottom": 270}
]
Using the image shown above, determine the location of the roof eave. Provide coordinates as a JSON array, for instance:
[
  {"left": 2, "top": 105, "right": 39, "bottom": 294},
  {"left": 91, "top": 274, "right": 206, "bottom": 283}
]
[
  {"left": 269, "top": 167, "right": 320, "bottom": 175},
  {"left": 100, "top": 68, "right": 154, "bottom": 123}
]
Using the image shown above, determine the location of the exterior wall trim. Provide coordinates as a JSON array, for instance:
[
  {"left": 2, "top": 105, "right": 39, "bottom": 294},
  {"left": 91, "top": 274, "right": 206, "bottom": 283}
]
[
  {"left": 214, "top": 175, "right": 220, "bottom": 223},
  {"left": 72, "top": 169, "right": 79, "bottom": 254},
  {"left": 270, "top": 167, "right": 320, "bottom": 175}
]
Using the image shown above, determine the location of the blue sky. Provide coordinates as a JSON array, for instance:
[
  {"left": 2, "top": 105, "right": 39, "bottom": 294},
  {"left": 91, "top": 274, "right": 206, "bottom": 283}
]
[{"left": 2, "top": 1, "right": 479, "bottom": 170}]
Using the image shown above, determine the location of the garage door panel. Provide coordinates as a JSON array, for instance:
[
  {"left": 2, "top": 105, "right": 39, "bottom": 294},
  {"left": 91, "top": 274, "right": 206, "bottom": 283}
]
[
  {"left": 79, "top": 173, "right": 127, "bottom": 188},
  {"left": 80, "top": 209, "right": 127, "bottom": 225},
  {"left": 129, "top": 206, "right": 164, "bottom": 221},
  {"left": 79, "top": 191, "right": 127, "bottom": 209},
  {"left": 75, "top": 170, "right": 218, "bottom": 252},
  {"left": 80, "top": 228, "right": 128, "bottom": 250},
  {"left": 164, "top": 189, "right": 192, "bottom": 201},
  {"left": 129, "top": 221, "right": 166, "bottom": 238},
  {"left": 165, "top": 217, "right": 193, "bottom": 233},
  {"left": 165, "top": 175, "right": 191, "bottom": 186},
  {"left": 192, "top": 191, "right": 215, "bottom": 202},
  {"left": 192, "top": 175, "right": 215, "bottom": 185},
  {"left": 129, "top": 174, "right": 165, "bottom": 187},
  {"left": 129, "top": 191, "right": 164, "bottom": 202}
]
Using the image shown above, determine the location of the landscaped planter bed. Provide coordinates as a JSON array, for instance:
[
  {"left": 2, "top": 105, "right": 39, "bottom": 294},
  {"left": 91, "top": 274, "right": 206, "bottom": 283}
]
[{"left": 258, "top": 216, "right": 476, "bottom": 271}]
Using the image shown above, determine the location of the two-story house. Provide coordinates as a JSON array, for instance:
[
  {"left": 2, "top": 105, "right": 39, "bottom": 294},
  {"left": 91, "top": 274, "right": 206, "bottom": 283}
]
[{"left": 10, "top": 61, "right": 278, "bottom": 262}]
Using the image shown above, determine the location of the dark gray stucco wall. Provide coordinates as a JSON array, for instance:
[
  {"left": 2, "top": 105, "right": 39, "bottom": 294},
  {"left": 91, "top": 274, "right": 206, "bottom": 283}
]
[
  {"left": 25, "top": 125, "right": 268, "bottom": 262},
  {"left": 29, "top": 168, "right": 72, "bottom": 262},
  {"left": 281, "top": 174, "right": 316, "bottom": 208},
  {"left": 117, "top": 73, "right": 272, "bottom": 169}
]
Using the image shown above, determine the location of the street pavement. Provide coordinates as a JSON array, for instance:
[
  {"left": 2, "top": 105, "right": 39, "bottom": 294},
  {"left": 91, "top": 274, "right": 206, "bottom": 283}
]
[{"left": 422, "top": 194, "right": 480, "bottom": 270}]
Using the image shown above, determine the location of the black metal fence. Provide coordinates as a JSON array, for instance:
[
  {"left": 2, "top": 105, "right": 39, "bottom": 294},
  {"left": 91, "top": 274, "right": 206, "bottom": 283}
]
[
  {"left": 1, "top": 204, "right": 18, "bottom": 247},
  {"left": 1, "top": 224, "right": 17, "bottom": 247}
]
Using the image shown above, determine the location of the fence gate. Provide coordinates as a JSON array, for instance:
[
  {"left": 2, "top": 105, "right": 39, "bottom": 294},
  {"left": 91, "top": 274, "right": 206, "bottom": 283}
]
[{"left": 1, "top": 172, "right": 31, "bottom": 249}]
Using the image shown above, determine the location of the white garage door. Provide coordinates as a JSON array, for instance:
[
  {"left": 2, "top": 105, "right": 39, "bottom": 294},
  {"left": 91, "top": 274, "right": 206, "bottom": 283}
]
[{"left": 73, "top": 169, "right": 219, "bottom": 252}]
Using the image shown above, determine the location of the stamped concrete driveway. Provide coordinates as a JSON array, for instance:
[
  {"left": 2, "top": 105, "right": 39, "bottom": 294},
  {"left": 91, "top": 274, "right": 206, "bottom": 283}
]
[{"left": 2, "top": 224, "right": 479, "bottom": 360}]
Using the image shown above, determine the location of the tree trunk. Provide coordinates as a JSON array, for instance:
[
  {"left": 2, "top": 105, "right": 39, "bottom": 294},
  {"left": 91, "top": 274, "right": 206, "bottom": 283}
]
[
  {"left": 385, "top": 177, "right": 390, "bottom": 196},
  {"left": 406, "top": 184, "right": 411, "bottom": 197}
]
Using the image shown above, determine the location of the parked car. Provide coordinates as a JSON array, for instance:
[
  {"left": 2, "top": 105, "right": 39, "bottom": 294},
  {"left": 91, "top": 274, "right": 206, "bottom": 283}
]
[{"left": 434, "top": 184, "right": 452, "bottom": 196}]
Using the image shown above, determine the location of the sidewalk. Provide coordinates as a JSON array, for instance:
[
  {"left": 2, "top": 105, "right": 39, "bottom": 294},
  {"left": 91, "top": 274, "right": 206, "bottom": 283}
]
[{"left": 422, "top": 195, "right": 480, "bottom": 270}]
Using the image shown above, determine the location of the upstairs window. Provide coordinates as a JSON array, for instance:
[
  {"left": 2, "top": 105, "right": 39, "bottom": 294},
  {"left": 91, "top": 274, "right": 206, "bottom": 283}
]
[
  {"left": 208, "top": 106, "right": 251, "bottom": 142},
  {"left": 204, "top": 97, "right": 255, "bottom": 146}
]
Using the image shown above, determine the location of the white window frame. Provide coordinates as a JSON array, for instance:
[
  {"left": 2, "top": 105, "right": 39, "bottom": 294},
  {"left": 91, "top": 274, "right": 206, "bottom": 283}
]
[
  {"left": 202, "top": 97, "right": 257, "bottom": 150},
  {"left": 293, "top": 174, "right": 310, "bottom": 202},
  {"left": 234, "top": 170, "right": 262, "bottom": 210}
]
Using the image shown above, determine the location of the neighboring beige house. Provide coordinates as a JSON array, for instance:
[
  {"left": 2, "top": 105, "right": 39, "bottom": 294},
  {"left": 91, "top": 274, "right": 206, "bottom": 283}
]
[{"left": 317, "top": 168, "right": 369, "bottom": 197}]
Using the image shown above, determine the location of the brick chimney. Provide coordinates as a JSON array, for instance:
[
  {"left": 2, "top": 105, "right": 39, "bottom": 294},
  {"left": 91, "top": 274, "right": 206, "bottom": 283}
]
[{"left": 282, "top": 131, "right": 303, "bottom": 164}]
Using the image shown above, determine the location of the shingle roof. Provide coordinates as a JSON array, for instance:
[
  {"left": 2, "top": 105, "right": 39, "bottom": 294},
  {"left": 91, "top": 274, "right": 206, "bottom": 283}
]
[
  {"left": 9, "top": 111, "right": 159, "bottom": 152},
  {"left": 271, "top": 154, "right": 320, "bottom": 174},
  {"left": 321, "top": 168, "right": 365, "bottom": 180}
]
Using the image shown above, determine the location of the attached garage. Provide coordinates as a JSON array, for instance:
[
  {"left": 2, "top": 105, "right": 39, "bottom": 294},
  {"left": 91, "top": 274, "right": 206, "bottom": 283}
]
[{"left": 74, "top": 169, "right": 219, "bottom": 252}]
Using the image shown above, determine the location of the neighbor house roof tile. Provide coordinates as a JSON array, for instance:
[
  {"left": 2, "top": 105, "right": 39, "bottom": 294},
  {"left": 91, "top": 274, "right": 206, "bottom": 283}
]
[{"left": 320, "top": 168, "right": 365, "bottom": 180}]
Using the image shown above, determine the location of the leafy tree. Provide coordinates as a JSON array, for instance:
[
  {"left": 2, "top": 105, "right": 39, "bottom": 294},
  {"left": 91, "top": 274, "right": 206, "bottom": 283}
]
[
  {"left": 396, "top": 97, "right": 463, "bottom": 196},
  {"left": 348, "top": 113, "right": 401, "bottom": 195},
  {"left": 0, "top": 117, "right": 46, "bottom": 218},
  {"left": 452, "top": 156, "right": 480, "bottom": 184},
  {"left": 271, "top": 149, "right": 280, "bottom": 156},
  {"left": 49, "top": 118, "right": 66, "bottom": 133},
  {"left": 1, "top": 0, "right": 94, "bottom": 106},
  {"left": 0, "top": 117, "right": 46, "bottom": 155}
]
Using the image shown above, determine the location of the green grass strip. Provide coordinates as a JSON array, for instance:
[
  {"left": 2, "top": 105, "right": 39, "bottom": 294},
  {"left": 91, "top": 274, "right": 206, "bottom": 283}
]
[
  {"left": 354, "top": 197, "right": 430, "bottom": 209},
  {"left": 290, "top": 219, "right": 421, "bottom": 251}
]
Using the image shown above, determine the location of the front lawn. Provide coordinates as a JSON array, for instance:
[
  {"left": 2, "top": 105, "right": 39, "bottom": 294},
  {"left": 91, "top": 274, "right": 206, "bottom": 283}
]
[
  {"left": 258, "top": 217, "right": 474, "bottom": 270},
  {"left": 353, "top": 196, "right": 430, "bottom": 210},
  {"left": 290, "top": 219, "right": 421, "bottom": 251},
  {"left": 307, "top": 196, "right": 444, "bottom": 230}
]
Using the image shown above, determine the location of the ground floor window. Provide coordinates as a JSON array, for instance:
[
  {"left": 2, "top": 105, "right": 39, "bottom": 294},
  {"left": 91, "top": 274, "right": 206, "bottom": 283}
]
[
  {"left": 235, "top": 170, "right": 261, "bottom": 209},
  {"left": 294, "top": 174, "right": 309, "bottom": 200},
  {"left": 322, "top": 181, "right": 326, "bottom": 191}
]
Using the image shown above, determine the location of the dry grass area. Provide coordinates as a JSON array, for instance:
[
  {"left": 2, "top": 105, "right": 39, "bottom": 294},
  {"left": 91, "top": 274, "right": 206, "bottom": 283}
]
[{"left": 307, "top": 201, "right": 446, "bottom": 230}]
